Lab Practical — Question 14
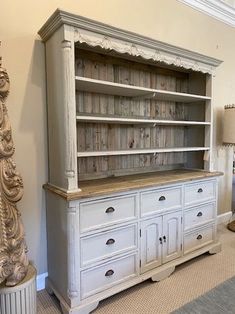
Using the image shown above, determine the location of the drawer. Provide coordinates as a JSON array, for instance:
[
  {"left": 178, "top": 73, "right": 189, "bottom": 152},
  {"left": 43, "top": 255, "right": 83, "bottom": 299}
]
[
  {"left": 141, "top": 186, "right": 182, "bottom": 216},
  {"left": 184, "top": 225, "right": 214, "bottom": 255},
  {"left": 80, "top": 224, "right": 137, "bottom": 267},
  {"left": 184, "top": 180, "right": 216, "bottom": 207},
  {"left": 81, "top": 254, "right": 137, "bottom": 299},
  {"left": 184, "top": 203, "right": 215, "bottom": 231},
  {"left": 80, "top": 194, "right": 137, "bottom": 233}
]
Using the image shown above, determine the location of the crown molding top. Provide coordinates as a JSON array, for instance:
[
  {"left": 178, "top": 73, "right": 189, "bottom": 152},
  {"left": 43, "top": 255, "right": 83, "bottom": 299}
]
[
  {"left": 178, "top": 0, "right": 235, "bottom": 27},
  {"left": 38, "top": 9, "right": 222, "bottom": 74}
]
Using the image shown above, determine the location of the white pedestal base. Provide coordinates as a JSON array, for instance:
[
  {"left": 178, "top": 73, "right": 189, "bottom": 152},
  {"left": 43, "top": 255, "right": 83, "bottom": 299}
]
[{"left": 0, "top": 265, "right": 37, "bottom": 314}]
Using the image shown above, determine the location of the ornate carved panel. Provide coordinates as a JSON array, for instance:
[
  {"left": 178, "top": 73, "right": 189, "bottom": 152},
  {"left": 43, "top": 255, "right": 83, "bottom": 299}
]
[{"left": 0, "top": 55, "right": 28, "bottom": 286}]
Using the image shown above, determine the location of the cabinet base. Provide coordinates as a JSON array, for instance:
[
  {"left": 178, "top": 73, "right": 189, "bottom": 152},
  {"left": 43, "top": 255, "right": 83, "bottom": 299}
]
[
  {"left": 60, "top": 300, "right": 99, "bottom": 314},
  {"left": 45, "top": 241, "right": 221, "bottom": 314},
  {"left": 208, "top": 241, "right": 222, "bottom": 254},
  {"left": 46, "top": 278, "right": 99, "bottom": 314},
  {"left": 151, "top": 266, "right": 175, "bottom": 282}
]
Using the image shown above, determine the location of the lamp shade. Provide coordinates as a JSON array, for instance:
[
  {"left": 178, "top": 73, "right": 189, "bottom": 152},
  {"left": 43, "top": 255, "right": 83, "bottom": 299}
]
[{"left": 223, "top": 105, "right": 235, "bottom": 145}]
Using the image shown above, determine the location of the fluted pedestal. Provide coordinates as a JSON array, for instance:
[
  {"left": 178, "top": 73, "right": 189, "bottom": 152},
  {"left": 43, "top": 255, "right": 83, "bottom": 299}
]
[{"left": 0, "top": 265, "right": 37, "bottom": 314}]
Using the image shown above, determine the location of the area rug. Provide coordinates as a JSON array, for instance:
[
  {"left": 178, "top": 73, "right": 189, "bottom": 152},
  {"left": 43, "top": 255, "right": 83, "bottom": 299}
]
[{"left": 172, "top": 275, "right": 235, "bottom": 314}]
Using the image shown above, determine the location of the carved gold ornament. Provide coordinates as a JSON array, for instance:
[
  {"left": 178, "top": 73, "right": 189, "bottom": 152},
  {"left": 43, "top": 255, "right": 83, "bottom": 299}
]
[{"left": 0, "top": 60, "right": 28, "bottom": 286}]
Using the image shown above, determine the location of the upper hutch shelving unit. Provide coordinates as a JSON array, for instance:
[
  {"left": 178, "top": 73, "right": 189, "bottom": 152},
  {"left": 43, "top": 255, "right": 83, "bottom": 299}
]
[{"left": 39, "top": 9, "right": 222, "bottom": 192}]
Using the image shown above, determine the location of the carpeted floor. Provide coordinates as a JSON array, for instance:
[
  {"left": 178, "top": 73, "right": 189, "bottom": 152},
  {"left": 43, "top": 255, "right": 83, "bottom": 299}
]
[
  {"left": 37, "top": 223, "right": 235, "bottom": 314},
  {"left": 172, "top": 275, "right": 235, "bottom": 314}
]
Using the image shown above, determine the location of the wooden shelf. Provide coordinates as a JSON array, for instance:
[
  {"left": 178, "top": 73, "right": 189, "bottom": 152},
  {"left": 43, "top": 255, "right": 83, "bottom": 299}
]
[
  {"left": 75, "top": 76, "right": 211, "bottom": 103},
  {"left": 76, "top": 115, "right": 211, "bottom": 126},
  {"left": 77, "top": 147, "right": 210, "bottom": 157}
]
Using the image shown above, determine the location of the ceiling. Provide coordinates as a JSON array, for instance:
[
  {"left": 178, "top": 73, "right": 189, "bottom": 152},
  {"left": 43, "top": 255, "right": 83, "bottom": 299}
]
[{"left": 178, "top": 0, "right": 235, "bottom": 27}]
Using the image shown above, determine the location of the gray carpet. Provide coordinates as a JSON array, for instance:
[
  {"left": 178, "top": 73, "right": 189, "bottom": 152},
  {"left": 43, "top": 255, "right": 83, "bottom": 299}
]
[{"left": 172, "top": 275, "right": 235, "bottom": 314}]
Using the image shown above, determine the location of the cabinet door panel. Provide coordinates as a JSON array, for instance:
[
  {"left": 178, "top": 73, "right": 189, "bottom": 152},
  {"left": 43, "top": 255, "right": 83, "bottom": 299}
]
[
  {"left": 162, "top": 211, "right": 182, "bottom": 264},
  {"left": 140, "top": 217, "right": 162, "bottom": 273}
]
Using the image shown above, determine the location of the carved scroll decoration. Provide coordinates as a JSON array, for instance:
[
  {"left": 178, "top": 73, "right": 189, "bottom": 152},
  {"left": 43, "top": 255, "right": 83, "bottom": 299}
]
[
  {"left": 0, "top": 58, "right": 28, "bottom": 286},
  {"left": 74, "top": 29, "right": 215, "bottom": 75}
]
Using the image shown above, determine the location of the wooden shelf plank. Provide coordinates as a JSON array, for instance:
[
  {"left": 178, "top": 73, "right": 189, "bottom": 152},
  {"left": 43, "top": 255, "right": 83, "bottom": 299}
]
[
  {"left": 77, "top": 147, "right": 210, "bottom": 157},
  {"left": 75, "top": 76, "right": 211, "bottom": 103},
  {"left": 76, "top": 115, "right": 211, "bottom": 126}
]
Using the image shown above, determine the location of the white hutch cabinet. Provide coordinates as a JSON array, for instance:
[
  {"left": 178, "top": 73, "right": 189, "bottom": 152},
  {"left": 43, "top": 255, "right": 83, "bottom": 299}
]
[{"left": 39, "top": 9, "right": 223, "bottom": 314}]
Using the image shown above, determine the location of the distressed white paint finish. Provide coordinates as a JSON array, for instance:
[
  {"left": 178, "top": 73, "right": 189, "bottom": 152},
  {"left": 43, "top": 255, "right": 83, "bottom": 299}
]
[
  {"left": 79, "top": 193, "right": 137, "bottom": 233},
  {"left": 80, "top": 253, "right": 137, "bottom": 299},
  {"left": 141, "top": 186, "right": 182, "bottom": 216},
  {"left": 76, "top": 115, "right": 211, "bottom": 126},
  {"left": 75, "top": 76, "right": 212, "bottom": 102},
  {"left": 67, "top": 202, "right": 80, "bottom": 299},
  {"left": 45, "top": 26, "right": 78, "bottom": 191},
  {"left": 77, "top": 147, "right": 210, "bottom": 158},
  {"left": 44, "top": 177, "right": 221, "bottom": 314},
  {"left": 140, "top": 216, "right": 162, "bottom": 273},
  {"left": 80, "top": 224, "right": 137, "bottom": 267},
  {"left": 184, "top": 202, "right": 215, "bottom": 230},
  {"left": 38, "top": 10, "right": 222, "bottom": 74},
  {"left": 162, "top": 211, "right": 182, "bottom": 264},
  {"left": 184, "top": 179, "right": 216, "bottom": 207},
  {"left": 183, "top": 224, "right": 215, "bottom": 254}
]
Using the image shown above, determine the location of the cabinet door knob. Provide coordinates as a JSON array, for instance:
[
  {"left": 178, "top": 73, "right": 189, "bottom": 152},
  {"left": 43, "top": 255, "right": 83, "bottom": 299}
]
[
  {"left": 197, "top": 188, "right": 203, "bottom": 193},
  {"left": 163, "top": 235, "right": 166, "bottom": 242},
  {"left": 159, "top": 237, "right": 163, "bottom": 244},
  {"left": 105, "top": 269, "right": 114, "bottom": 277},
  {"left": 197, "top": 211, "right": 203, "bottom": 217},
  {"left": 106, "top": 238, "right": 115, "bottom": 245},
  {"left": 197, "top": 234, "right": 202, "bottom": 240},
  {"left": 159, "top": 196, "right": 166, "bottom": 201},
  {"left": 105, "top": 207, "right": 115, "bottom": 213}
]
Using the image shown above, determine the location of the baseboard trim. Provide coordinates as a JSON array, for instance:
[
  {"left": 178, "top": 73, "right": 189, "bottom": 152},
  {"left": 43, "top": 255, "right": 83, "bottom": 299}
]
[
  {"left": 36, "top": 272, "right": 48, "bottom": 291},
  {"left": 217, "top": 211, "right": 233, "bottom": 225}
]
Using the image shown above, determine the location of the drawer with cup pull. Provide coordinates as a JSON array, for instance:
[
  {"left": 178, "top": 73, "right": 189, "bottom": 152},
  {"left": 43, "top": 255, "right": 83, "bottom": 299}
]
[
  {"left": 80, "top": 224, "right": 137, "bottom": 267},
  {"left": 80, "top": 253, "right": 137, "bottom": 299},
  {"left": 79, "top": 194, "right": 137, "bottom": 233},
  {"left": 140, "top": 186, "right": 182, "bottom": 216},
  {"left": 184, "top": 180, "right": 216, "bottom": 207},
  {"left": 183, "top": 225, "right": 214, "bottom": 255},
  {"left": 184, "top": 203, "right": 215, "bottom": 231}
]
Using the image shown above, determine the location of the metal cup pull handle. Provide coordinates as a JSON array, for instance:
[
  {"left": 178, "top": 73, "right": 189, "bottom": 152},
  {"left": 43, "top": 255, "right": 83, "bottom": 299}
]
[
  {"left": 106, "top": 238, "right": 115, "bottom": 245},
  {"left": 197, "top": 188, "right": 203, "bottom": 193},
  {"left": 105, "top": 269, "right": 114, "bottom": 277},
  {"left": 197, "top": 211, "right": 203, "bottom": 217},
  {"left": 105, "top": 207, "right": 115, "bottom": 213},
  {"left": 197, "top": 234, "right": 202, "bottom": 240},
  {"left": 159, "top": 196, "right": 166, "bottom": 201}
]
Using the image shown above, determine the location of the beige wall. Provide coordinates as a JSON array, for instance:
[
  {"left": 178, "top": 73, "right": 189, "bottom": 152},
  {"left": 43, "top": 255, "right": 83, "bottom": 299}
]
[{"left": 1, "top": 0, "right": 234, "bottom": 275}]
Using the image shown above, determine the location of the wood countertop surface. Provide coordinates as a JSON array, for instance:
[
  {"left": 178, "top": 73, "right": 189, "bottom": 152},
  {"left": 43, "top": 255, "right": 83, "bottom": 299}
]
[{"left": 44, "top": 169, "right": 223, "bottom": 201}]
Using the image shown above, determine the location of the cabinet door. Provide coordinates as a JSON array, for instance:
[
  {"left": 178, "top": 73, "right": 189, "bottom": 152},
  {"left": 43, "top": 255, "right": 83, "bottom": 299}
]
[
  {"left": 162, "top": 211, "right": 182, "bottom": 264},
  {"left": 140, "top": 217, "right": 162, "bottom": 273}
]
